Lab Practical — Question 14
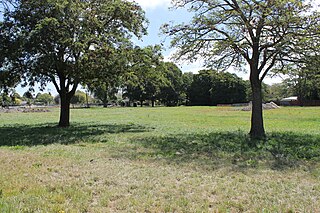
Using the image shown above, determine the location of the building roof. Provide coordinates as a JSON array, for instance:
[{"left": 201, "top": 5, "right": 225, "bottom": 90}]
[{"left": 281, "top": 96, "right": 298, "bottom": 101}]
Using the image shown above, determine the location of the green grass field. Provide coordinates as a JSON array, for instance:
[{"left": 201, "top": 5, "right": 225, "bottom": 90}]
[{"left": 0, "top": 106, "right": 319, "bottom": 212}]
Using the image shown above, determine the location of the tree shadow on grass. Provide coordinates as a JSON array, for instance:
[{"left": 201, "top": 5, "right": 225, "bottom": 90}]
[
  {"left": 1, "top": 123, "right": 319, "bottom": 170},
  {"left": 128, "top": 131, "right": 320, "bottom": 169},
  {"left": 0, "top": 123, "right": 151, "bottom": 146}
]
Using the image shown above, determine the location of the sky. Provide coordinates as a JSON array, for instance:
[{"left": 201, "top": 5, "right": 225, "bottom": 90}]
[{"left": 13, "top": 0, "right": 320, "bottom": 95}]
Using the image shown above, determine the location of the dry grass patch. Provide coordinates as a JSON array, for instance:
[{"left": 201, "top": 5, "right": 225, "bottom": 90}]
[{"left": 0, "top": 144, "right": 319, "bottom": 212}]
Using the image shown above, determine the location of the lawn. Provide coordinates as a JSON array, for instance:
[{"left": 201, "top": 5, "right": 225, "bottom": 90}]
[{"left": 0, "top": 106, "right": 319, "bottom": 212}]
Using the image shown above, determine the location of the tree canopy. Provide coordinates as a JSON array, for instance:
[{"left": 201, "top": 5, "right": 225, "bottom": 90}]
[
  {"left": 123, "top": 45, "right": 167, "bottom": 107},
  {"left": 158, "top": 62, "right": 184, "bottom": 106},
  {"left": 70, "top": 90, "right": 87, "bottom": 106},
  {"left": 188, "top": 70, "right": 247, "bottom": 106},
  {"left": 35, "top": 92, "right": 53, "bottom": 105},
  {"left": 287, "top": 55, "right": 320, "bottom": 102}
]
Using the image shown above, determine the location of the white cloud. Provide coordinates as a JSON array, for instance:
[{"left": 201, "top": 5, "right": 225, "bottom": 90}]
[
  {"left": 164, "top": 49, "right": 205, "bottom": 74},
  {"left": 132, "top": 0, "right": 171, "bottom": 10}
]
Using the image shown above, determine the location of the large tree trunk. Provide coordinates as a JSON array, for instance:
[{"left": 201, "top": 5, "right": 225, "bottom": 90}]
[
  {"left": 249, "top": 73, "right": 265, "bottom": 139},
  {"left": 57, "top": 81, "right": 77, "bottom": 127},
  {"left": 151, "top": 99, "right": 155, "bottom": 107},
  {"left": 51, "top": 70, "right": 78, "bottom": 128},
  {"left": 58, "top": 92, "right": 71, "bottom": 127},
  {"left": 102, "top": 92, "right": 108, "bottom": 108}
]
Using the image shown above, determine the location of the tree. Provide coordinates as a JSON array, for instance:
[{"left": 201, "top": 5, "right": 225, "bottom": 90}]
[
  {"left": 35, "top": 93, "right": 53, "bottom": 105},
  {"left": 9, "top": 91, "right": 21, "bottom": 105},
  {"left": 0, "top": 0, "right": 147, "bottom": 126},
  {"left": 159, "top": 62, "right": 183, "bottom": 106},
  {"left": 23, "top": 91, "right": 34, "bottom": 105},
  {"left": 188, "top": 70, "right": 214, "bottom": 106},
  {"left": 0, "top": 67, "right": 20, "bottom": 94},
  {"left": 188, "top": 70, "right": 247, "bottom": 106},
  {"left": 0, "top": 19, "right": 20, "bottom": 93},
  {"left": 287, "top": 55, "right": 320, "bottom": 103},
  {"left": 163, "top": 0, "right": 319, "bottom": 139},
  {"left": 124, "top": 46, "right": 167, "bottom": 107},
  {"left": 23, "top": 91, "right": 33, "bottom": 100},
  {"left": 90, "top": 82, "right": 118, "bottom": 107},
  {"left": 87, "top": 47, "right": 130, "bottom": 107},
  {"left": 210, "top": 72, "right": 247, "bottom": 105},
  {"left": 0, "top": 88, "right": 20, "bottom": 106},
  {"left": 0, "top": 92, "right": 10, "bottom": 107},
  {"left": 70, "top": 90, "right": 86, "bottom": 106},
  {"left": 181, "top": 72, "right": 194, "bottom": 105}
]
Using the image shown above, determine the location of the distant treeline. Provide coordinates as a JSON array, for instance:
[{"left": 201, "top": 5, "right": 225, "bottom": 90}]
[{"left": 121, "top": 64, "right": 251, "bottom": 107}]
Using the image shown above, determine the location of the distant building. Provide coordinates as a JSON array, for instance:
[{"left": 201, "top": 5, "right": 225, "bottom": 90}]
[{"left": 280, "top": 96, "right": 299, "bottom": 106}]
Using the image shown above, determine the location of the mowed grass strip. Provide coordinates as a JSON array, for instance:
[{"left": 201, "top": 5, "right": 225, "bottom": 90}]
[{"left": 0, "top": 106, "right": 319, "bottom": 212}]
